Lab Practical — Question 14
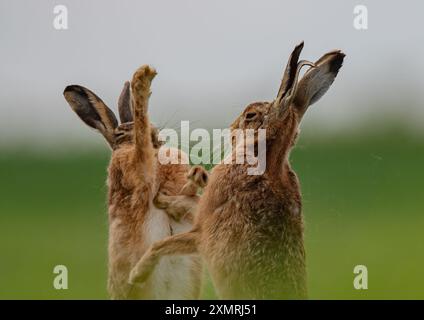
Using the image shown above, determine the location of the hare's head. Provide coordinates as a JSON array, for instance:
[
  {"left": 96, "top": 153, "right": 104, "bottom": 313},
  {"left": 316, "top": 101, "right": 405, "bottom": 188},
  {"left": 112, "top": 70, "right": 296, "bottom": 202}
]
[
  {"left": 63, "top": 81, "right": 162, "bottom": 150},
  {"left": 231, "top": 42, "right": 345, "bottom": 139}
]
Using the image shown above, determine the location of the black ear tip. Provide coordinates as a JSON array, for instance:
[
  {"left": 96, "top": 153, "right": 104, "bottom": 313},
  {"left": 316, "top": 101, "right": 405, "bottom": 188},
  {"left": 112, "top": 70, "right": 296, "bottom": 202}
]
[
  {"left": 291, "top": 41, "right": 305, "bottom": 60},
  {"left": 337, "top": 51, "right": 346, "bottom": 61},
  {"left": 63, "top": 85, "right": 84, "bottom": 95},
  {"left": 295, "top": 41, "right": 305, "bottom": 52},
  {"left": 329, "top": 51, "right": 345, "bottom": 74}
]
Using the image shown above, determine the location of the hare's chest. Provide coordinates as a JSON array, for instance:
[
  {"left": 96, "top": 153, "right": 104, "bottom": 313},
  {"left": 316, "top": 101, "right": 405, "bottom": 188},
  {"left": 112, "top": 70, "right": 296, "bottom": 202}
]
[
  {"left": 144, "top": 206, "right": 193, "bottom": 242},
  {"left": 144, "top": 206, "right": 172, "bottom": 244},
  {"left": 143, "top": 206, "right": 195, "bottom": 299}
]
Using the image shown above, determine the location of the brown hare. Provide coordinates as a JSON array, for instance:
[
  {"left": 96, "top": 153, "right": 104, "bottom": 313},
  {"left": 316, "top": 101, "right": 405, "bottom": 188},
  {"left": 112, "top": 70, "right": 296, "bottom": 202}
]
[
  {"left": 129, "top": 43, "right": 345, "bottom": 299},
  {"left": 63, "top": 65, "right": 206, "bottom": 299}
]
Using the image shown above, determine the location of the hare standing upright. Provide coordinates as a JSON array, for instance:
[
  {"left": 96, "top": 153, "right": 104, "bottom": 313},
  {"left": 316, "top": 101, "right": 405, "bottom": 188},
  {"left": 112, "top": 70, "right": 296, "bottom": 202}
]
[
  {"left": 63, "top": 66, "right": 205, "bottom": 299},
  {"left": 130, "top": 43, "right": 345, "bottom": 299}
]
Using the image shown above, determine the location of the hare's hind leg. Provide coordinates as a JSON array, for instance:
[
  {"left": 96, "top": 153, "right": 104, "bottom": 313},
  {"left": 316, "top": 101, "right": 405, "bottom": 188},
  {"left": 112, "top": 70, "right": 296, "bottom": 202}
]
[{"left": 129, "top": 230, "right": 199, "bottom": 285}]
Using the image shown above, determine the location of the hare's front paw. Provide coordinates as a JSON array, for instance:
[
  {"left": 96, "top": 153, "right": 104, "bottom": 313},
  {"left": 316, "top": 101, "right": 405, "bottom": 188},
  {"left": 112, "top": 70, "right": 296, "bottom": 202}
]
[
  {"left": 128, "top": 262, "right": 153, "bottom": 285},
  {"left": 131, "top": 65, "right": 157, "bottom": 100},
  {"left": 153, "top": 192, "right": 170, "bottom": 209},
  {"left": 188, "top": 165, "right": 209, "bottom": 189}
]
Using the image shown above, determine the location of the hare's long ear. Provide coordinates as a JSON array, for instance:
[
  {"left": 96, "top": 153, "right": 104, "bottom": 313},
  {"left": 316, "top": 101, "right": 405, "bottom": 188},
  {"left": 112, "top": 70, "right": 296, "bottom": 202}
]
[
  {"left": 274, "top": 42, "right": 315, "bottom": 114},
  {"left": 118, "top": 81, "right": 133, "bottom": 123},
  {"left": 63, "top": 85, "right": 118, "bottom": 148},
  {"left": 293, "top": 50, "right": 345, "bottom": 117}
]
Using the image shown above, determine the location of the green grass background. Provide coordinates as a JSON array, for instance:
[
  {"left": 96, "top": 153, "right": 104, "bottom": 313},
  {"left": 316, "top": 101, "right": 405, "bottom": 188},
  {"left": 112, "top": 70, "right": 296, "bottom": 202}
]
[{"left": 1, "top": 133, "right": 423, "bottom": 299}]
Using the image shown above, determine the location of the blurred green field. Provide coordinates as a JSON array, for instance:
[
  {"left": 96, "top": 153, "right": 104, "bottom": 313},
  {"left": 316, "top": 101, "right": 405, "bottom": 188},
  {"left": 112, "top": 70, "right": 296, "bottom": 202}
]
[{"left": 1, "top": 134, "right": 423, "bottom": 299}]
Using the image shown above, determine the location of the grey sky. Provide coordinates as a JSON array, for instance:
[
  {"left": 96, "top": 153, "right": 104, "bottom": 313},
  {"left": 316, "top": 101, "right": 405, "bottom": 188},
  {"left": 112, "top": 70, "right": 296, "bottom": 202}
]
[{"left": 1, "top": 0, "right": 423, "bottom": 146}]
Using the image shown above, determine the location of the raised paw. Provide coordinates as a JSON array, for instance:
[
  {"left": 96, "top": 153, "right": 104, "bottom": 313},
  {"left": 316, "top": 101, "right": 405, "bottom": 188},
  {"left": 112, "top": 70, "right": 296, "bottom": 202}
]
[
  {"left": 187, "top": 165, "right": 208, "bottom": 189},
  {"left": 131, "top": 65, "right": 157, "bottom": 97},
  {"left": 153, "top": 192, "right": 170, "bottom": 209},
  {"left": 128, "top": 257, "right": 155, "bottom": 285}
]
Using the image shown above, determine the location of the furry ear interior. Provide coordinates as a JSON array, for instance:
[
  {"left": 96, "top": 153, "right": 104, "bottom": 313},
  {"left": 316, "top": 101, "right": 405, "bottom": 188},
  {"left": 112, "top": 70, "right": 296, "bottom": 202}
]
[
  {"left": 63, "top": 85, "right": 118, "bottom": 147},
  {"left": 118, "top": 81, "right": 133, "bottom": 123},
  {"left": 293, "top": 50, "right": 345, "bottom": 116}
]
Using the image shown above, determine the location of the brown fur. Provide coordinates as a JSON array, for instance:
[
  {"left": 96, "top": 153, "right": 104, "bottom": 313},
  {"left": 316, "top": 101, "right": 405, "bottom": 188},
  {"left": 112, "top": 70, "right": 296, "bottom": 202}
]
[
  {"left": 129, "top": 43, "right": 345, "bottom": 299},
  {"left": 154, "top": 165, "right": 209, "bottom": 222},
  {"left": 64, "top": 66, "right": 203, "bottom": 299}
]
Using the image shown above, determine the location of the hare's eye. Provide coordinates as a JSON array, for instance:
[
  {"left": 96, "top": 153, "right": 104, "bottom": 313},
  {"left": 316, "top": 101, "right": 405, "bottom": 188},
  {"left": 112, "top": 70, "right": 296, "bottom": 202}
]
[{"left": 245, "top": 112, "right": 257, "bottom": 121}]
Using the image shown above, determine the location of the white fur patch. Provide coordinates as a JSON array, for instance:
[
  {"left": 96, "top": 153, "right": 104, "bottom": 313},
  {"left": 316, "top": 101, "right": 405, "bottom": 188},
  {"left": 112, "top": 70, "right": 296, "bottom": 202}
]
[{"left": 143, "top": 205, "right": 196, "bottom": 299}]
